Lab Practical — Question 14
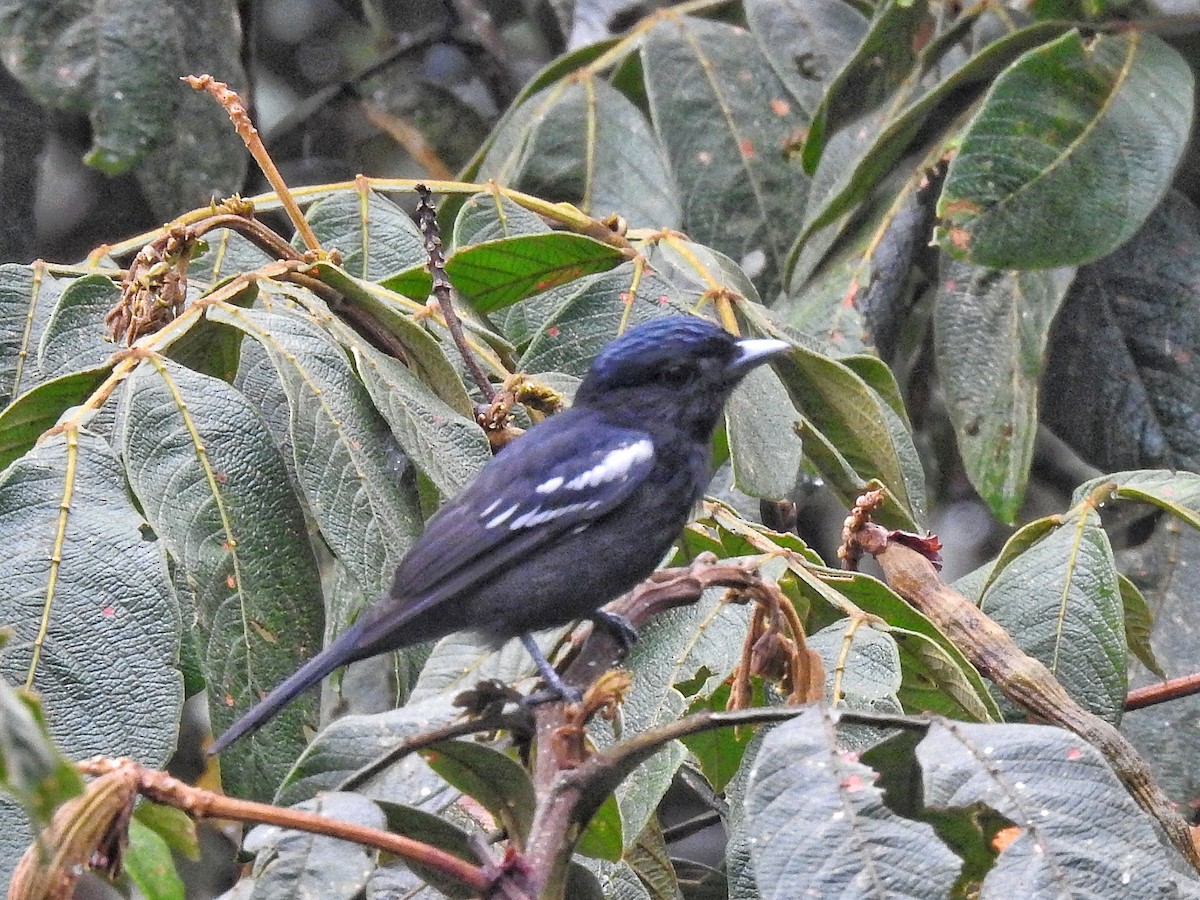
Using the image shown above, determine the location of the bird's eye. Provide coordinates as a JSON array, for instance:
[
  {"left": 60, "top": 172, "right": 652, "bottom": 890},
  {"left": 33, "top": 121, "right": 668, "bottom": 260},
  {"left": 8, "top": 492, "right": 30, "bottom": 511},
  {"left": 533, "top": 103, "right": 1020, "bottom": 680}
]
[{"left": 657, "top": 363, "right": 690, "bottom": 385}]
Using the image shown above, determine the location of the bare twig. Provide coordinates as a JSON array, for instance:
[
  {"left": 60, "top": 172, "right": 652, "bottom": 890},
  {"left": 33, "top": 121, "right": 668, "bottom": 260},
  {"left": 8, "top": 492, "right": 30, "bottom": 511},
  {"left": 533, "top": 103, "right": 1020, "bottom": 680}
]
[
  {"left": 415, "top": 183, "right": 497, "bottom": 403},
  {"left": 1126, "top": 673, "right": 1200, "bottom": 711},
  {"left": 70, "top": 757, "right": 494, "bottom": 894}
]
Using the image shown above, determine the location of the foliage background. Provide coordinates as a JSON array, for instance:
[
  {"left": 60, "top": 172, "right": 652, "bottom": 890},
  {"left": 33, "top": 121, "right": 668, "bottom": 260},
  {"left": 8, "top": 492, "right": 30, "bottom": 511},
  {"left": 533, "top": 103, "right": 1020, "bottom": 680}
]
[{"left": 2, "top": 0, "right": 1200, "bottom": 897}]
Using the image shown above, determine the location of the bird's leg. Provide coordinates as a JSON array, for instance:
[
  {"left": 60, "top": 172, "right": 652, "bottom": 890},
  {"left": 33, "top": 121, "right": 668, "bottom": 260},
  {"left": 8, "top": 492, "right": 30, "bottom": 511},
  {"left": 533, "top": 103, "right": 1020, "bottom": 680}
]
[
  {"left": 520, "top": 633, "right": 583, "bottom": 704},
  {"left": 589, "top": 609, "right": 639, "bottom": 653}
]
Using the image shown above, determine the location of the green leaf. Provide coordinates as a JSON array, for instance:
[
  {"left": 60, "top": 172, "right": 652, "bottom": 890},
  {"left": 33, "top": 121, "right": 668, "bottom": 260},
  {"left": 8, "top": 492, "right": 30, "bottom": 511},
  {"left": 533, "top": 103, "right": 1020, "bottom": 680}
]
[
  {"left": 372, "top": 800, "right": 477, "bottom": 898},
  {"left": 445, "top": 232, "right": 627, "bottom": 314},
  {"left": 725, "top": 364, "right": 803, "bottom": 500},
  {"left": 808, "top": 619, "right": 902, "bottom": 704},
  {"left": 744, "top": 0, "right": 868, "bottom": 118},
  {"left": 769, "top": 340, "right": 925, "bottom": 524},
  {"left": 979, "top": 508, "right": 1126, "bottom": 722},
  {"left": 518, "top": 264, "right": 694, "bottom": 377},
  {"left": 0, "top": 263, "right": 65, "bottom": 407},
  {"left": 1117, "top": 573, "right": 1162, "bottom": 678},
  {"left": 303, "top": 187, "right": 428, "bottom": 282},
  {"left": 241, "top": 792, "right": 385, "bottom": 897},
  {"left": 351, "top": 340, "right": 490, "bottom": 500},
  {"left": 37, "top": 274, "right": 118, "bottom": 379},
  {"left": 576, "top": 792, "right": 623, "bottom": 861},
  {"left": 937, "top": 30, "right": 1194, "bottom": 268},
  {"left": 0, "top": 677, "right": 83, "bottom": 825},
  {"left": 190, "top": 228, "right": 274, "bottom": 284},
  {"left": 917, "top": 720, "right": 1193, "bottom": 895},
  {"left": 0, "top": 0, "right": 183, "bottom": 173},
  {"left": 0, "top": 367, "right": 109, "bottom": 472},
  {"left": 275, "top": 695, "right": 462, "bottom": 806},
  {"left": 423, "top": 739, "right": 536, "bottom": 841},
  {"left": 935, "top": 261, "right": 1075, "bottom": 523},
  {"left": 125, "top": 818, "right": 186, "bottom": 900},
  {"left": 0, "top": 428, "right": 181, "bottom": 758},
  {"left": 800, "top": 0, "right": 930, "bottom": 174},
  {"left": 1042, "top": 193, "right": 1200, "bottom": 472},
  {"left": 408, "top": 629, "right": 566, "bottom": 703},
  {"left": 132, "top": 800, "right": 200, "bottom": 861},
  {"left": 1073, "top": 469, "right": 1200, "bottom": 530},
  {"left": 116, "top": 356, "right": 324, "bottom": 799},
  {"left": 477, "top": 76, "right": 681, "bottom": 230},
  {"left": 208, "top": 302, "right": 423, "bottom": 597},
  {"left": 680, "top": 684, "right": 756, "bottom": 793},
  {"left": 643, "top": 15, "right": 810, "bottom": 296},
  {"left": 745, "top": 705, "right": 961, "bottom": 897},
  {"left": 804, "top": 569, "right": 1000, "bottom": 721}
]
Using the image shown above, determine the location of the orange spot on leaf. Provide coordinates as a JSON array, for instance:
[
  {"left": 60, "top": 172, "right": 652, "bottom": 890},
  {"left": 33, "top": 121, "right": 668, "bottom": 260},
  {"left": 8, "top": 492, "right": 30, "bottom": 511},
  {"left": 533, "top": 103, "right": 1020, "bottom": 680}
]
[
  {"left": 992, "top": 826, "right": 1022, "bottom": 853},
  {"left": 943, "top": 198, "right": 982, "bottom": 218},
  {"left": 948, "top": 226, "right": 971, "bottom": 251},
  {"left": 740, "top": 139, "right": 756, "bottom": 158},
  {"left": 770, "top": 98, "right": 790, "bottom": 116}
]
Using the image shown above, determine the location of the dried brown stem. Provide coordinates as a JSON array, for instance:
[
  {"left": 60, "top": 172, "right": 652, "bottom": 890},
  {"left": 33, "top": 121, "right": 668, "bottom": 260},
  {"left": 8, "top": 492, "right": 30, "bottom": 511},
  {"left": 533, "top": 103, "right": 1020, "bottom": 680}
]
[
  {"left": 845, "top": 512, "right": 1200, "bottom": 871},
  {"left": 184, "top": 75, "right": 321, "bottom": 252},
  {"left": 415, "top": 183, "right": 497, "bottom": 403}
]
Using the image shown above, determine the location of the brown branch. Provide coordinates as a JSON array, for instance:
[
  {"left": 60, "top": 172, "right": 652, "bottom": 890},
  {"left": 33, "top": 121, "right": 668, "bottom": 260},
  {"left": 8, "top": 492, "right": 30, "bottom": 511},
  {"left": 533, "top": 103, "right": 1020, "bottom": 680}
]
[
  {"left": 844, "top": 501, "right": 1200, "bottom": 872},
  {"left": 1126, "top": 673, "right": 1200, "bottom": 712},
  {"left": 415, "top": 183, "right": 497, "bottom": 403},
  {"left": 67, "top": 757, "right": 494, "bottom": 894}
]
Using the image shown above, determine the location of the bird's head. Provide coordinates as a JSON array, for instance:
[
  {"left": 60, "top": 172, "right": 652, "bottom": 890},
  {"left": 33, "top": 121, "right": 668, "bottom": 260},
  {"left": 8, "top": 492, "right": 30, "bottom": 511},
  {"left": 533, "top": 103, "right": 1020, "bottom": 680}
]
[{"left": 574, "top": 316, "right": 790, "bottom": 439}]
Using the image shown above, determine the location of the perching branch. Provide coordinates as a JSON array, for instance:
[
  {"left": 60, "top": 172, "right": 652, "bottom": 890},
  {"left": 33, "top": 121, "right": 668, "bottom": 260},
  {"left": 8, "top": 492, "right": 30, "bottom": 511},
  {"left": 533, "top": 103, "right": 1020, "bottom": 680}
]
[{"left": 1127, "top": 672, "right": 1200, "bottom": 711}]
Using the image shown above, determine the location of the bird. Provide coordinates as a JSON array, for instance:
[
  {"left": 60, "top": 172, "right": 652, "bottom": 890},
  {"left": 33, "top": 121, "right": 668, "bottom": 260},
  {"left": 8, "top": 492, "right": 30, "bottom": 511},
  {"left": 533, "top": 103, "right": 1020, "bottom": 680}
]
[{"left": 209, "top": 315, "right": 790, "bottom": 754}]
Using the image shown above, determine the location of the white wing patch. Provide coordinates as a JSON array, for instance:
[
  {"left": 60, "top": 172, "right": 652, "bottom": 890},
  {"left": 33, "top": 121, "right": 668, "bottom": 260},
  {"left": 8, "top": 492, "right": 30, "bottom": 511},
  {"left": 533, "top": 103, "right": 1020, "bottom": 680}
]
[
  {"left": 564, "top": 439, "right": 654, "bottom": 491},
  {"left": 509, "top": 499, "right": 604, "bottom": 529},
  {"left": 485, "top": 503, "right": 519, "bottom": 528}
]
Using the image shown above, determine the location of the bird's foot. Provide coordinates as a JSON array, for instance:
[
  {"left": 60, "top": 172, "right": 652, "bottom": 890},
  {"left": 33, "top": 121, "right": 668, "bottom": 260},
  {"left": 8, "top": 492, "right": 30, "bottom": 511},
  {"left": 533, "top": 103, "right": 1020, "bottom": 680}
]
[
  {"left": 520, "top": 633, "right": 583, "bottom": 705},
  {"left": 590, "top": 609, "right": 639, "bottom": 653}
]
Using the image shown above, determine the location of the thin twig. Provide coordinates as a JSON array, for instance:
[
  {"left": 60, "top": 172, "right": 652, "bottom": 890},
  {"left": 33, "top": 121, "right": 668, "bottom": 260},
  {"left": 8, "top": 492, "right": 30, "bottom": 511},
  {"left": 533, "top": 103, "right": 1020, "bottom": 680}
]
[
  {"left": 415, "top": 183, "right": 497, "bottom": 402},
  {"left": 74, "top": 757, "right": 492, "bottom": 894},
  {"left": 1126, "top": 673, "right": 1200, "bottom": 711}
]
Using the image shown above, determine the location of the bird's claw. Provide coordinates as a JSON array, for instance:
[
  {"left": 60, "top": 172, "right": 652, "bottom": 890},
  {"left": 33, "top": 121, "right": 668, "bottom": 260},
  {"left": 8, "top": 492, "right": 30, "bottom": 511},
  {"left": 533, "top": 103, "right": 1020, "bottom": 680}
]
[{"left": 590, "top": 609, "right": 639, "bottom": 653}]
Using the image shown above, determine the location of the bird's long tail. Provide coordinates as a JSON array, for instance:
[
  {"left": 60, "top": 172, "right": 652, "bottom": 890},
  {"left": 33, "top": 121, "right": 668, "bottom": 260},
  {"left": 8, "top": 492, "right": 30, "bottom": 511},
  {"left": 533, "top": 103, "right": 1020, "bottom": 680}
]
[{"left": 208, "top": 619, "right": 369, "bottom": 755}]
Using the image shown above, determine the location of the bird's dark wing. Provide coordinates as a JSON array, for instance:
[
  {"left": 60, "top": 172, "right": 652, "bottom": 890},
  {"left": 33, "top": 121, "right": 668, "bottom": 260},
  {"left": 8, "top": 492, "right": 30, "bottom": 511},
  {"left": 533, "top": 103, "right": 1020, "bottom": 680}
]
[{"left": 352, "top": 409, "right": 656, "bottom": 651}]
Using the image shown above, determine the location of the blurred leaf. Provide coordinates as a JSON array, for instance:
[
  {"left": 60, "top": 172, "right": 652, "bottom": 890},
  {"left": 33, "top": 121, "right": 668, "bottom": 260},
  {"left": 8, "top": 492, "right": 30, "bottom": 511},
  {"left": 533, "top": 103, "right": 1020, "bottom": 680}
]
[
  {"left": 125, "top": 818, "right": 185, "bottom": 900},
  {"left": 980, "top": 507, "right": 1125, "bottom": 722},
  {"left": 117, "top": 356, "right": 324, "bottom": 799},
  {"left": 241, "top": 792, "right": 385, "bottom": 898},
  {"left": 0, "top": 366, "right": 109, "bottom": 472},
  {"left": 800, "top": 0, "right": 930, "bottom": 174},
  {"left": 132, "top": 800, "right": 199, "bottom": 861},
  {"left": 680, "top": 683, "right": 756, "bottom": 793},
  {"left": 745, "top": 0, "right": 868, "bottom": 118},
  {"left": 643, "top": 14, "right": 809, "bottom": 296},
  {"left": 423, "top": 739, "right": 536, "bottom": 841},
  {"left": 478, "top": 76, "right": 681, "bottom": 230},
  {"left": 745, "top": 705, "right": 961, "bottom": 898},
  {"left": 208, "top": 302, "right": 423, "bottom": 597},
  {"left": 133, "top": 0, "right": 247, "bottom": 219},
  {"left": 937, "top": 31, "right": 1194, "bottom": 268},
  {"left": 935, "top": 261, "right": 1075, "bottom": 523},
  {"left": 303, "top": 188, "right": 427, "bottom": 282},
  {"left": 1042, "top": 193, "right": 1200, "bottom": 472},
  {"left": 0, "top": 263, "right": 65, "bottom": 407},
  {"left": 0, "top": 676, "right": 82, "bottom": 825},
  {"left": 371, "top": 799, "right": 477, "bottom": 899},
  {"left": 918, "top": 720, "right": 1196, "bottom": 895},
  {"left": 0, "top": 0, "right": 182, "bottom": 173},
  {"left": 37, "top": 274, "right": 117, "bottom": 379},
  {"left": 446, "top": 232, "right": 627, "bottom": 313}
]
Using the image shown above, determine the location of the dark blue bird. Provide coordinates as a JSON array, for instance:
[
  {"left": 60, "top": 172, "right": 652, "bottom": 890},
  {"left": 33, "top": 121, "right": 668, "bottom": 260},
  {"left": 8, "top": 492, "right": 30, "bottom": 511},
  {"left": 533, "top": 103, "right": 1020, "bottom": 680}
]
[{"left": 210, "top": 316, "right": 789, "bottom": 753}]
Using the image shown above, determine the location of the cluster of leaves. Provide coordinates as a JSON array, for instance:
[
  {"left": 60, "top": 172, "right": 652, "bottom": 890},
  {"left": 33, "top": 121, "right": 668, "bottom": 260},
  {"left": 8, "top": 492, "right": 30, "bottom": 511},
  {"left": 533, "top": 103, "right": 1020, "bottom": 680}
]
[{"left": 1, "top": 0, "right": 1200, "bottom": 897}]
